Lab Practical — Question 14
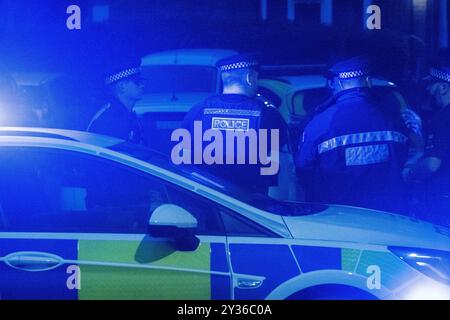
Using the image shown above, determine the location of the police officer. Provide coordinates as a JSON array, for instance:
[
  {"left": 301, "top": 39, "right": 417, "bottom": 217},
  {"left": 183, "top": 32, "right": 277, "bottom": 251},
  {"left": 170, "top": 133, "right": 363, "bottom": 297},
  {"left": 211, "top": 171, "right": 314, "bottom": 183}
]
[
  {"left": 406, "top": 56, "right": 450, "bottom": 226},
  {"left": 183, "top": 53, "right": 288, "bottom": 193},
  {"left": 87, "top": 58, "right": 145, "bottom": 143},
  {"left": 296, "top": 56, "right": 409, "bottom": 213}
]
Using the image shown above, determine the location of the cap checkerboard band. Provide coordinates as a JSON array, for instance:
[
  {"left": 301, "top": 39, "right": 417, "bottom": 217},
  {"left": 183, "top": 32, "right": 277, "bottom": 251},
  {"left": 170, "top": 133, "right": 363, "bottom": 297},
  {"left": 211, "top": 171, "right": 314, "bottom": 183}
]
[
  {"left": 105, "top": 67, "right": 141, "bottom": 85},
  {"left": 430, "top": 68, "right": 450, "bottom": 83},
  {"left": 219, "top": 61, "right": 259, "bottom": 71},
  {"left": 338, "top": 70, "right": 368, "bottom": 79}
]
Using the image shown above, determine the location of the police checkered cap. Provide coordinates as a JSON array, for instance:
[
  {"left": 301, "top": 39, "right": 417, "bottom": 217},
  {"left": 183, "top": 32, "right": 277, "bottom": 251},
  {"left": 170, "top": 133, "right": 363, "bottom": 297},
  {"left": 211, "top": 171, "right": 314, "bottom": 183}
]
[
  {"left": 329, "top": 56, "right": 372, "bottom": 80},
  {"left": 337, "top": 70, "right": 369, "bottom": 79},
  {"left": 105, "top": 67, "right": 141, "bottom": 85},
  {"left": 429, "top": 67, "right": 450, "bottom": 83},
  {"left": 217, "top": 53, "right": 260, "bottom": 72}
]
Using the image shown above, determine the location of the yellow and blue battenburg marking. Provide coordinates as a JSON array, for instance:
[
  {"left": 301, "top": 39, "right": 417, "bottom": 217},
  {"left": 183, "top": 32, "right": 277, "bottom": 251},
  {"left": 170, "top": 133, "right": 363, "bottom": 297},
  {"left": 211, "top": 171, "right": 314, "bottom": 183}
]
[
  {"left": 0, "top": 238, "right": 230, "bottom": 300},
  {"left": 228, "top": 244, "right": 417, "bottom": 299},
  {"left": 0, "top": 239, "right": 418, "bottom": 299}
]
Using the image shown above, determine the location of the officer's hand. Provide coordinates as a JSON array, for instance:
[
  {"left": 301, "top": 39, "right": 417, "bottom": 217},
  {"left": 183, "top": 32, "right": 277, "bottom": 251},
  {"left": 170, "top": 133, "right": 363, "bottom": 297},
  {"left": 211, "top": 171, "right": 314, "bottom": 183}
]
[{"left": 402, "top": 166, "right": 416, "bottom": 184}]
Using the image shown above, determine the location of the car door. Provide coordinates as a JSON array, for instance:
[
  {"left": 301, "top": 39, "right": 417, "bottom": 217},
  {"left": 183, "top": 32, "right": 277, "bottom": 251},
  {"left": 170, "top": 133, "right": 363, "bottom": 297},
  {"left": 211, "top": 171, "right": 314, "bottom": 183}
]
[
  {"left": 219, "top": 208, "right": 301, "bottom": 300},
  {"left": 0, "top": 145, "right": 231, "bottom": 299}
]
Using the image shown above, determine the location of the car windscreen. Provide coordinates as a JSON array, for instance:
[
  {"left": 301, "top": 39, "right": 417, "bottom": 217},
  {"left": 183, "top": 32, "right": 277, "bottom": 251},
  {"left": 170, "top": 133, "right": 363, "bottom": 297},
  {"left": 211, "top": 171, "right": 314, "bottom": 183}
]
[
  {"left": 110, "top": 142, "right": 328, "bottom": 216},
  {"left": 141, "top": 65, "right": 217, "bottom": 93}
]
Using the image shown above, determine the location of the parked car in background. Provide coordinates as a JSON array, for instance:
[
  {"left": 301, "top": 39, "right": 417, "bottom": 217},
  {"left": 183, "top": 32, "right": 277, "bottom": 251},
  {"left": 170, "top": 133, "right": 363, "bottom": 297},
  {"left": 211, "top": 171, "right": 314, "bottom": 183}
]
[{"left": 135, "top": 49, "right": 237, "bottom": 153}]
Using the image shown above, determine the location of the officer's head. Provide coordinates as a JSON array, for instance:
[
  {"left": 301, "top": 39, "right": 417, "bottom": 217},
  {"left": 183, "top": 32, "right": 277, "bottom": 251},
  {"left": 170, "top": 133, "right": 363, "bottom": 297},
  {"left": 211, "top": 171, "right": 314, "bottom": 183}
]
[
  {"left": 105, "top": 57, "right": 144, "bottom": 109},
  {"left": 112, "top": 75, "right": 144, "bottom": 101},
  {"left": 327, "top": 56, "right": 372, "bottom": 95},
  {"left": 424, "top": 52, "right": 450, "bottom": 111},
  {"left": 217, "top": 54, "right": 260, "bottom": 98}
]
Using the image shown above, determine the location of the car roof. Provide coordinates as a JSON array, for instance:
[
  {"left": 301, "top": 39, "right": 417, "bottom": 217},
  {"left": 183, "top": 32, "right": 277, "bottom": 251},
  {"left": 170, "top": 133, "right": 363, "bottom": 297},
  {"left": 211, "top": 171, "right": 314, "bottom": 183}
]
[
  {"left": 0, "top": 127, "right": 124, "bottom": 148},
  {"left": 265, "top": 75, "right": 397, "bottom": 90},
  {"left": 141, "top": 48, "right": 238, "bottom": 66}
]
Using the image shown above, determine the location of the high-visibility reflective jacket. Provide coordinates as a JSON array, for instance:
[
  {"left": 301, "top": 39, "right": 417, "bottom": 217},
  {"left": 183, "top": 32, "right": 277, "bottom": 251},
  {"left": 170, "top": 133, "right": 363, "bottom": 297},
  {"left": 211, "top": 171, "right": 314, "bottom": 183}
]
[{"left": 296, "top": 88, "right": 409, "bottom": 213}]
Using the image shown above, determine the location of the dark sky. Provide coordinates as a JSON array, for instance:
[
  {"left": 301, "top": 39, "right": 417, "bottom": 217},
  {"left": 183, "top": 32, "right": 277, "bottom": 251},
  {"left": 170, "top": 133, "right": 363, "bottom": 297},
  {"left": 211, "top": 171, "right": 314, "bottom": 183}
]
[{"left": 0, "top": 0, "right": 440, "bottom": 82}]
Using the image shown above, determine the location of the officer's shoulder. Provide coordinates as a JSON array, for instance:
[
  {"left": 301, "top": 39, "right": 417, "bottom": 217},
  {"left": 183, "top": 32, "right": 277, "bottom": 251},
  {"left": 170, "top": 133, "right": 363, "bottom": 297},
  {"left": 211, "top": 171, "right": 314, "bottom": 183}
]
[
  {"left": 202, "top": 94, "right": 226, "bottom": 104},
  {"left": 90, "top": 103, "right": 112, "bottom": 122},
  {"left": 188, "top": 94, "right": 222, "bottom": 111},
  {"left": 313, "top": 104, "right": 339, "bottom": 120},
  {"left": 304, "top": 106, "right": 337, "bottom": 132}
]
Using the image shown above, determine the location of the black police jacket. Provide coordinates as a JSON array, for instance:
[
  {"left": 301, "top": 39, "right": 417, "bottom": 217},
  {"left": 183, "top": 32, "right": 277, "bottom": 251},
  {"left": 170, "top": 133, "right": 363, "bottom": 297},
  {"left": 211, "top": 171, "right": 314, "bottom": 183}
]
[
  {"left": 182, "top": 93, "right": 288, "bottom": 192},
  {"left": 296, "top": 88, "right": 409, "bottom": 213},
  {"left": 87, "top": 98, "right": 143, "bottom": 144}
]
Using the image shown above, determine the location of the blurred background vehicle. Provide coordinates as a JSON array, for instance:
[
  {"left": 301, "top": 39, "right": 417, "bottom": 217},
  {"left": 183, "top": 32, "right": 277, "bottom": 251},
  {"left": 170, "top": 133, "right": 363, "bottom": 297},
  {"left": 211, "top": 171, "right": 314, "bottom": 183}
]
[{"left": 135, "top": 48, "right": 237, "bottom": 153}]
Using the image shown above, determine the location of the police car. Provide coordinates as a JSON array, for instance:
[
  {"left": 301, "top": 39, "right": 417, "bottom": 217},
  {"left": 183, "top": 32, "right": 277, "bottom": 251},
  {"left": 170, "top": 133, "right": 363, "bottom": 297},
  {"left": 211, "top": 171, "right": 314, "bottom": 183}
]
[
  {"left": 134, "top": 49, "right": 238, "bottom": 153},
  {"left": 0, "top": 127, "right": 449, "bottom": 300}
]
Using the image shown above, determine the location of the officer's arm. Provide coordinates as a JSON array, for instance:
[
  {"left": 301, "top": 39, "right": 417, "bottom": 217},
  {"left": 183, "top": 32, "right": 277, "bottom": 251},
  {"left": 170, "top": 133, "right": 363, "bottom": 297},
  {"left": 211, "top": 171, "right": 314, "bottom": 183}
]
[
  {"left": 88, "top": 112, "right": 129, "bottom": 140},
  {"left": 182, "top": 102, "right": 203, "bottom": 131},
  {"left": 407, "top": 113, "right": 449, "bottom": 180},
  {"left": 295, "top": 112, "right": 328, "bottom": 170},
  {"left": 262, "top": 107, "right": 290, "bottom": 152},
  {"left": 400, "top": 108, "right": 425, "bottom": 166},
  {"left": 416, "top": 157, "right": 442, "bottom": 174},
  {"left": 295, "top": 130, "right": 317, "bottom": 170},
  {"left": 294, "top": 125, "right": 320, "bottom": 194}
]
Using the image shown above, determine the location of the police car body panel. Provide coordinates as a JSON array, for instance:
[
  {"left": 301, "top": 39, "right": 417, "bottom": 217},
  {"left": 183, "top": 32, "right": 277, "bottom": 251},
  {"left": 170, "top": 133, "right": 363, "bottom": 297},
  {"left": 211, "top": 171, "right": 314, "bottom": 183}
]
[
  {"left": 283, "top": 206, "right": 450, "bottom": 250},
  {"left": 0, "top": 128, "right": 449, "bottom": 299}
]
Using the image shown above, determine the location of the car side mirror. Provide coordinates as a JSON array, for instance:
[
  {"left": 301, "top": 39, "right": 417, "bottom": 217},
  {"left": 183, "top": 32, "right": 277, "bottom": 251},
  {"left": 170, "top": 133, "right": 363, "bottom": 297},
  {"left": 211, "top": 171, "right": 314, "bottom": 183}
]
[{"left": 148, "top": 204, "right": 200, "bottom": 251}]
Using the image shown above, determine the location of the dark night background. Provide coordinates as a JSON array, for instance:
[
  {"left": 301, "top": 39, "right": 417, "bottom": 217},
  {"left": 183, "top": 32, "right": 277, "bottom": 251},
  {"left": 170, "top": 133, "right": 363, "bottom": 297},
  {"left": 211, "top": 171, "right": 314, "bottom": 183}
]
[{"left": 0, "top": 0, "right": 448, "bottom": 84}]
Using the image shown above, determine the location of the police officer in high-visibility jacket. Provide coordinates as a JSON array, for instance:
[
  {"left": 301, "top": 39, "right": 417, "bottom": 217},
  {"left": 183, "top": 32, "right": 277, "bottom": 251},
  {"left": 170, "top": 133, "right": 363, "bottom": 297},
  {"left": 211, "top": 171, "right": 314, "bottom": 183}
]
[
  {"left": 182, "top": 54, "right": 288, "bottom": 194},
  {"left": 296, "top": 56, "right": 409, "bottom": 213}
]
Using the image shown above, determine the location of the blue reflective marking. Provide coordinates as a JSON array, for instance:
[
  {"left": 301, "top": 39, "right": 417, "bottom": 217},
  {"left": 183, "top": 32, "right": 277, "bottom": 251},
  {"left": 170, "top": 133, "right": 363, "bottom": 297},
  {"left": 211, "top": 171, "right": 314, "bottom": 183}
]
[
  {"left": 229, "top": 244, "right": 300, "bottom": 300},
  {"left": 292, "top": 245, "right": 341, "bottom": 273},
  {"left": 210, "top": 243, "right": 230, "bottom": 300}
]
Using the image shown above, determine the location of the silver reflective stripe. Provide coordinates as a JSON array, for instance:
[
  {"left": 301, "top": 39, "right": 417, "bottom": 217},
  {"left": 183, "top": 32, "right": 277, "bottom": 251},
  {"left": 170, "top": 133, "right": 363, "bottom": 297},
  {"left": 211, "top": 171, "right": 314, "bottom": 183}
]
[
  {"left": 318, "top": 131, "right": 407, "bottom": 155},
  {"left": 203, "top": 108, "right": 261, "bottom": 117},
  {"left": 345, "top": 144, "right": 389, "bottom": 166}
]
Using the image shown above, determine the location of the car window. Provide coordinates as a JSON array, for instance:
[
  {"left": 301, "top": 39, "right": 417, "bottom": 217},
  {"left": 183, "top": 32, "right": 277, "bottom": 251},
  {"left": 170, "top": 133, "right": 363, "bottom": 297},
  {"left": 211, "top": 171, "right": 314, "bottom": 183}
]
[
  {"left": 164, "top": 184, "right": 224, "bottom": 236},
  {"left": 372, "top": 87, "right": 407, "bottom": 113},
  {"left": 220, "top": 208, "right": 280, "bottom": 237},
  {"left": 141, "top": 65, "right": 217, "bottom": 93},
  {"left": 292, "top": 88, "right": 331, "bottom": 116},
  {"left": 0, "top": 147, "right": 224, "bottom": 235}
]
